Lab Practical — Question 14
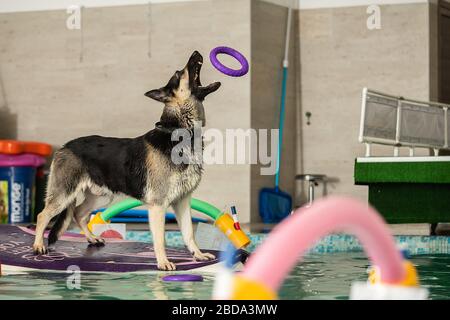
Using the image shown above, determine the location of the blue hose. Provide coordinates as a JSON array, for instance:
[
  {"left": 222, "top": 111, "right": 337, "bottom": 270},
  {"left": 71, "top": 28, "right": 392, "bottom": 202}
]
[{"left": 275, "top": 66, "right": 288, "bottom": 189}]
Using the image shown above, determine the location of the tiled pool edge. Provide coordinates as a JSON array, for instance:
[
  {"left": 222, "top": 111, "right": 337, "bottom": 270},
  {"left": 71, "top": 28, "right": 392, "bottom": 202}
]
[{"left": 126, "top": 231, "right": 450, "bottom": 255}]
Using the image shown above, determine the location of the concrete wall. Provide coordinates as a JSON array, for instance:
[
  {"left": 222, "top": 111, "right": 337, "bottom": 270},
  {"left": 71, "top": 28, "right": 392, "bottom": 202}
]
[
  {"left": 298, "top": 3, "right": 434, "bottom": 203},
  {"left": 0, "top": 0, "right": 253, "bottom": 221},
  {"left": 250, "top": 0, "right": 298, "bottom": 220}
]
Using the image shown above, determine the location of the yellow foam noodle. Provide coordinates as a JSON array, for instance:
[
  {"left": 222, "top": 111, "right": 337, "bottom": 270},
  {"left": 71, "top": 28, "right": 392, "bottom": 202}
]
[{"left": 214, "top": 213, "right": 250, "bottom": 249}]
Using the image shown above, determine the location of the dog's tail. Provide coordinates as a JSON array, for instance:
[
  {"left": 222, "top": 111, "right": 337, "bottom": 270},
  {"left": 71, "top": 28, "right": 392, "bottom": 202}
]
[{"left": 48, "top": 205, "right": 74, "bottom": 246}]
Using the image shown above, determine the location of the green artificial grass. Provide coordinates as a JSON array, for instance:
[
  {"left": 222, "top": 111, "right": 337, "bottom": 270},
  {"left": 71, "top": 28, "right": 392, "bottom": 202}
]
[{"left": 355, "top": 160, "right": 450, "bottom": 184}]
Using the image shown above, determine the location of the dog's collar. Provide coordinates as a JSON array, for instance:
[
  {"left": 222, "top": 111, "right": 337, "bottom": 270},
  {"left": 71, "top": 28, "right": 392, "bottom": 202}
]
[
  {"left": 154, "top": 122, "right": 179, "bottom": 134},
  {"left": 154, "top": 122, "right": 199, "bottom": 135}
]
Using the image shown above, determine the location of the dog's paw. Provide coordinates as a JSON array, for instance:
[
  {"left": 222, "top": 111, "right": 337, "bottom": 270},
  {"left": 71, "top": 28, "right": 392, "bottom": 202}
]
[
  {"left": 157, "top": 259, "right": 176, "bottom": 271},
  {"left": 33, "top": 243, "right": 48, "bottom": 255},
  {"left": 193, "top": 251, "right": 215, "bottom": 261},
  {"left": 88, "top": 237, "right": 105, "bottom": 247}
]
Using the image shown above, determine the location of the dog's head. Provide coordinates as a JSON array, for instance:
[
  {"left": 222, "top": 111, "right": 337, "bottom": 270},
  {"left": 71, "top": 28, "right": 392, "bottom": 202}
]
[{"left": 145, "top": 51, "right": 221, "bottom": 127}]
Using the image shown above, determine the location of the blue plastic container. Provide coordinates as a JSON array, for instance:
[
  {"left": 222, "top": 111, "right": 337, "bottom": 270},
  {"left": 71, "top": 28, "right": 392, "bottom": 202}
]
[
  {"left": 0, "top": 154, "right": 45, "bottom": 224},
  {"left": 0, "top": 166, "right": 36, "bottom": 223}
]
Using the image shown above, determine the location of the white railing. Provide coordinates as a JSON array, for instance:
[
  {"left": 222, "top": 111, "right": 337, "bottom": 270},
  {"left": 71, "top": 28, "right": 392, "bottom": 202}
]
[{"left": 359, "top": 88, "right": 450, "bottom": 157}]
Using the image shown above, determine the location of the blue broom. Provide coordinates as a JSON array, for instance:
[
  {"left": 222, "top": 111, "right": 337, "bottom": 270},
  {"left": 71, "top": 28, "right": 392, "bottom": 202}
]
[{"left": 259, "top": 7, "right": 293, "bottom": 223}]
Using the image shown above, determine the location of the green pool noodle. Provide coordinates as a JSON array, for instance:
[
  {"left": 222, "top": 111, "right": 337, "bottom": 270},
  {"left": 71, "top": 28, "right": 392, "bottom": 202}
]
[{"left": 100, "top": 198, "right": 223, "bottom": 222}]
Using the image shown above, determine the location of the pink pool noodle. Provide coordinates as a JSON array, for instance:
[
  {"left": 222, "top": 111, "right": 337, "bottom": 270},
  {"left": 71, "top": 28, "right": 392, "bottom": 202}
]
[{"left": 242, "top": 196, "right": 406, "bottom": 291}]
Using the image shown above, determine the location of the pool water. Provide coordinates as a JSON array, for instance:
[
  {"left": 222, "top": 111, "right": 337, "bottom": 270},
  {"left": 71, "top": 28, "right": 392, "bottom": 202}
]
[{"left": 1, "top": 253, "right": 449, "bottom": 300}]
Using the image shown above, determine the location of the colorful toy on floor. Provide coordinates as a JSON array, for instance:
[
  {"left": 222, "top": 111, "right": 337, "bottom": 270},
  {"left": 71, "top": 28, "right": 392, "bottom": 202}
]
[
  {"left": 213, "top": 197, "right": 428, "bottom": 300},
  {"left": 90, "top": 208, "right": 208, "bottom": 224},
  {"left": 209, "top": 46, "right": 249, "bottom": 77},
  {"left": 88, "top": 198, "right": 250, "bottom": 249},
  {"left": 162, "top": 274, "right": 204, "bottom": 282}
]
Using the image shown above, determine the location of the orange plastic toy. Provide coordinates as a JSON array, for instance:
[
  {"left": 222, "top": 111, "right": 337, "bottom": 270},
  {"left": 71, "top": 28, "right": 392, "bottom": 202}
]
[{"left": 0, "top": 140, "right": 52, "bottom": 157}]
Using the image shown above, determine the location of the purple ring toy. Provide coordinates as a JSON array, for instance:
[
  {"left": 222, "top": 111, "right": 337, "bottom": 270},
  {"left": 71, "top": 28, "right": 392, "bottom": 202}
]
[
  {"left": 162, "top": 274, "right": 204, "bottom": 282},
  {"left": 209, "top": 46, "right": 249, "bottom": 77}
]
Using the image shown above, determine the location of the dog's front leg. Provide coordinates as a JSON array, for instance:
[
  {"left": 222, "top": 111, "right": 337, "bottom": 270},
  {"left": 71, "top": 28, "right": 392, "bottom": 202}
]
[
  {"left": 173, "top": 195, "right": 215, "bottom": 261},
  {"left": 149, "top": 205, "right": 175, "bottom": 271}
]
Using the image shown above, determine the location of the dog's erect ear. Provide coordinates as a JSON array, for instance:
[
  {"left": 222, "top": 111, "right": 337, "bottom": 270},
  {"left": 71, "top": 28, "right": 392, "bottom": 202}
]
[
  {"left": 197, "top": 82, "right": 221, "bottom": 100},
  {"left": 145, "top": 88, "right": 171, "bottom": 103}
]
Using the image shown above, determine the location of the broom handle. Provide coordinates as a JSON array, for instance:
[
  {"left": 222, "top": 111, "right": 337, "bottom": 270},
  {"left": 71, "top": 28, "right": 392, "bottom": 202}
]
[{"left": 275, "top": 7, "right": 292, "bottom": 189}]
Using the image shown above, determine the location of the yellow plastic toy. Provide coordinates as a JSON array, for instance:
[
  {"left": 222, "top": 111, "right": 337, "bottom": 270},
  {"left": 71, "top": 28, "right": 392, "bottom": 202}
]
[
  {"left": 229, "top": 275, "right": 277, "bottom": 300},
  {"left": 368, "top": 260, "right": 420, "bottom": 287}
]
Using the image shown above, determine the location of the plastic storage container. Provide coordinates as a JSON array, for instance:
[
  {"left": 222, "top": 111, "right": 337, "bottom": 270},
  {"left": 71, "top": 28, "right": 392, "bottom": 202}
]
[
  {"left": 0, "top": 154, "right": 46, "bottom": 224},
  {"left": 0, "top": 140, "right": 52, "bottom": 157}
]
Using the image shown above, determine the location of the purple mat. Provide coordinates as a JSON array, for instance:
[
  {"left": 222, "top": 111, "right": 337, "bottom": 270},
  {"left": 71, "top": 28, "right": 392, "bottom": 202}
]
[{"left": 0, "top": 225, "right": 219, "bottom": 272}]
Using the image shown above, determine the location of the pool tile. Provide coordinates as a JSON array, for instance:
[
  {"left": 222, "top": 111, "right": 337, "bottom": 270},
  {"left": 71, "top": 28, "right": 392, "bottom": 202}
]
[{"left": 125, "top": 231, "right": 450, "bottom": 255}]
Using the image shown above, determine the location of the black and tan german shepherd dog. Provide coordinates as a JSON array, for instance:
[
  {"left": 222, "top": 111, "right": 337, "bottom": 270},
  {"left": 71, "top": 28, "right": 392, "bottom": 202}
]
[{"left": 33, "top": 51, "right": 221, "bottom": 270}]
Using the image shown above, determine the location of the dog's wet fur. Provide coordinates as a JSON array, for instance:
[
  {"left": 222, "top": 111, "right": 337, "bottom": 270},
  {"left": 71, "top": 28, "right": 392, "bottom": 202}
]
[{"left": 33, "top": 51, "right": 221, "bottom": 270}]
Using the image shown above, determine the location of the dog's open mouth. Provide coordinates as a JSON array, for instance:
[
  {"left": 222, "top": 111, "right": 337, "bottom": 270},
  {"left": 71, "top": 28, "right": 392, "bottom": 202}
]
[
  {"left": 188, "top": 51, "right": 203, "bottom": 82},
  {"left": 194, "top": 64, "right": 201, "bottom": 80},
  {"left": 193, "top": 59, "right": 202, "bottom": 78}
]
